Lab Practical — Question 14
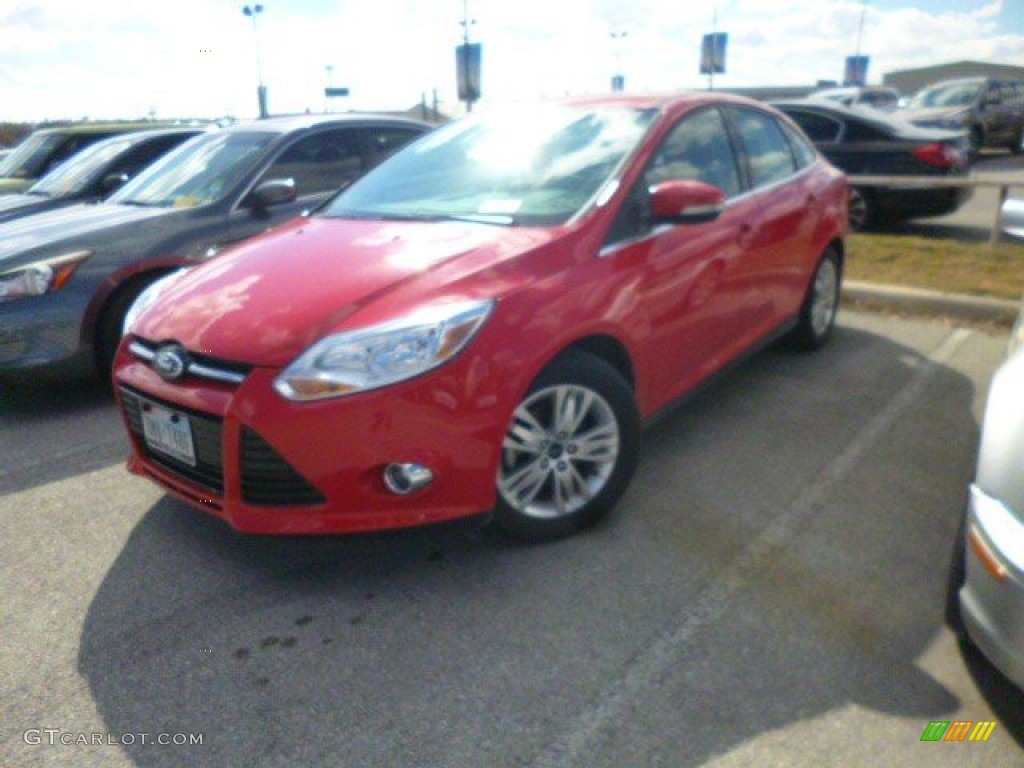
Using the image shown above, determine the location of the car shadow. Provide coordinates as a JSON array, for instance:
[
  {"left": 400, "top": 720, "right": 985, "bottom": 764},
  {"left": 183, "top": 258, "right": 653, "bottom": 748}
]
[
  {"left": 75, "top": 321, "right": 1019, "bottom": 766},
  {"left": 0, "top": 376, "right": 128, "bottom": 496}
]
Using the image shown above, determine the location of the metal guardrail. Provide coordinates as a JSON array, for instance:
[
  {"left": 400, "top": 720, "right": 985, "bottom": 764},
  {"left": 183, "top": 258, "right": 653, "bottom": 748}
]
[{"left": 846, "top": 175, "right": 1021, "bottom": 245}]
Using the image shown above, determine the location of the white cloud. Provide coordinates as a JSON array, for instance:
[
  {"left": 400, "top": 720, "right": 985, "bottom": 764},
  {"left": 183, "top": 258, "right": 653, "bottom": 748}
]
[{"left": 0, "top": 0, "right": 1021, "bottom": 122}]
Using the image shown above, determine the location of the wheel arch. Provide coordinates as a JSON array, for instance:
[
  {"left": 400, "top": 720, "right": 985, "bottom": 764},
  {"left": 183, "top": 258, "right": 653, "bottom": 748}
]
[{"left": 556, "top": 334, "right": 636, "bottom": 392}]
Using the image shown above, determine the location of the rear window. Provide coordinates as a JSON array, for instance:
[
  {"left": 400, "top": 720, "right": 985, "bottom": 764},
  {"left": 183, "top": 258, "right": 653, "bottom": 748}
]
[
  {"left": 731, "top": 108, "right": 797, "bottom": 188},
  {"left": 782, "top": 110, "right": 842, "bottom": 143}
]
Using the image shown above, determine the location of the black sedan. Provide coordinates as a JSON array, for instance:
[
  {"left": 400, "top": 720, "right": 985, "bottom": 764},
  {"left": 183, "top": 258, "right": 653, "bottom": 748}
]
[
  {"left": 0, "top": 114, "right": 430, "bottom": 380},
  {"left": 0, "top": 128, "right": 204, "bottom": 224},
  {"left": 773, "top": 100, "right": 971, "bottom": 230}
]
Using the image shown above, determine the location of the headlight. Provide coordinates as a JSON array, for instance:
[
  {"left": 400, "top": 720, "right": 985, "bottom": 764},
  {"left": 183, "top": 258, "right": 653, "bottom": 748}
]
[
  {"left": 122, "top": 269, "right": 188, "bottom": 336},
  {"left": 0, "top": 251, "right": 91, "bottom": 302},
  {"left": 274, "top": 299, "right": 495, "bottom": 401}
]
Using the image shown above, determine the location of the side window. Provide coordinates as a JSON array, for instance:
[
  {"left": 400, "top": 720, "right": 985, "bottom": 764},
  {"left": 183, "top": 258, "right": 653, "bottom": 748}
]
[
  {"left": 108, "top": 135, "right": 190, "bottom": 179},
  {"left": 731, "top": 108, "right": 797, "bottom": 188},
  {"left": 363, "top": 127, "right": 423, "bottom": 169},
  {"left": 783, "top": 110, "right": 842, "bottom": 143},
  {"left": 780, "top": 122, "right": 818, "bottom": 169},
  {"left": 43, "top": 136, "right": 91, "bottom": 174},
  {"left": 644, "top": 107, "right": 741, "bottom": 197},
  {"left": 604, "top": 108, "right": 741, "bottom": 246},
  {"left": 259, "top": 129, "right": 363, "bottom": 196}
]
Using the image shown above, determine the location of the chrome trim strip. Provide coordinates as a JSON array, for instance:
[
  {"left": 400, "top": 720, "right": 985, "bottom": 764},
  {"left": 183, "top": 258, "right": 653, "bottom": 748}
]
[
  {"left": 188, "top": 362, "right": 247, "bottom": 385},
  {"left": 130, "top": 340, "right": 246, "bottom": 385},
  {"left": 129, "top": 341, "right": 155, "bottom": 361}
]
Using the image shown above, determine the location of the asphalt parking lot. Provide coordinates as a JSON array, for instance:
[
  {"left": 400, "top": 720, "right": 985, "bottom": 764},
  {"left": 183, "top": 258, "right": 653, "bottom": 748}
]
[{"left": 2, "top": 309, "right": 1022, "bottom": 767}]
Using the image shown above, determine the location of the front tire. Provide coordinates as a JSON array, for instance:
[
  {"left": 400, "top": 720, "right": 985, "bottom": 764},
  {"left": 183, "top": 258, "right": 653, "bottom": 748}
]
[
  {"left": 490, "top": 351, "right": 641, "bottom": 541},
  {"left": 95, "top": 276, "right": 161, "bottom": 382},
  {"left": 786, "top": 248, "right": 841, "bottom": 351}
]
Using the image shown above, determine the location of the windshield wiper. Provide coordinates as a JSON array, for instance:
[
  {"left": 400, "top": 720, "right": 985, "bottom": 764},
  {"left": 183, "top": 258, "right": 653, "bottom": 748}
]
[{"left": 330, "top": 211, "right": 515, "bottom": 226}]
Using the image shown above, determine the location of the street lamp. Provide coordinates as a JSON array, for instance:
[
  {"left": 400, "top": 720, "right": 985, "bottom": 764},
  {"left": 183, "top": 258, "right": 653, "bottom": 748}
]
[{"left": 242, "top": 4, "right": 268, "bottom": 118}]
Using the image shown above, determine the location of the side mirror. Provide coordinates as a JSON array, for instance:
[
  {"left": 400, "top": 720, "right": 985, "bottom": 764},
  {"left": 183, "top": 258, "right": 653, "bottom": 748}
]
[
  {"left": 245, "top": 178, "right": 297, "bottom": 210},
  {"left": 649, "top": 180, "right": 725, "bottom": 225},
  {"left": 100, "top": 173, "right": 129, "bottom": 194}
]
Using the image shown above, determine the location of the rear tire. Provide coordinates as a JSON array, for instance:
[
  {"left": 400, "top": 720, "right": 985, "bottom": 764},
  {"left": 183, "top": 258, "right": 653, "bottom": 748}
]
[
  {"left": 848, "top": 187, "right": 876, "bottom": 231},
  {"left": 489, "top": 351, "right": 641, "bottom": 542},
  {"left": 786, "top": 248, "right": 841, "bottom": 351}
]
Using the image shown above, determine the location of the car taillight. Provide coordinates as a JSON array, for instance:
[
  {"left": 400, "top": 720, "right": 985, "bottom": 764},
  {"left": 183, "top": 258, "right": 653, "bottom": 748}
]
[{"left": 912, "top": 142, "right": 961, "bottom": 169}]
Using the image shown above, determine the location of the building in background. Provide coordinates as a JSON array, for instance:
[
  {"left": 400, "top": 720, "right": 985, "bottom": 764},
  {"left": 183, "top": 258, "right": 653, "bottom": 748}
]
[{"left": 884, "top": 60, "right": 1024, "bottom": 95}]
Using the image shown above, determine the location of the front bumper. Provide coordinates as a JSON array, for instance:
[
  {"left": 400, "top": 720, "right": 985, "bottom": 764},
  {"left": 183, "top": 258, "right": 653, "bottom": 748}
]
[
  {"left": 0, "top": 290, "right": 91, "bottom": 375},
  {"left": 959, "top": 484, "right": 1024, "bottom": 689},
  {"left": 114, "top": 339, "right": 508, "bottom": 535}
]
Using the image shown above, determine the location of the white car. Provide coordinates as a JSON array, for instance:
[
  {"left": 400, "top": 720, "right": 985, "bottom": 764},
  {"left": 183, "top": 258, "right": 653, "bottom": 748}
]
[
  {"left": 959, "top": 303, "right": 1024, "bottom": 688},
  {"left": 1002, "top": 195, "right": 1024, "bottom": 240}
]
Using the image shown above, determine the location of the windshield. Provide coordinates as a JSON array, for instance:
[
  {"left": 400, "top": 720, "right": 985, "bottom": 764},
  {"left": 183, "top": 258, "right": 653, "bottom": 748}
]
[
  {"left": 109, "top": 131, "right": 272, "bottom": 208},
  {"left": 908, "top": 81, "right": 983, "bottom": 109},
  {"left": 324, "top": 105, "right": 658, "bottom": 227},
  {"left": 28, "top": 136, "right": 135, "bottom": 197},
  {"left": 0, "top": 133, "right": 65, "bottom": 179}
]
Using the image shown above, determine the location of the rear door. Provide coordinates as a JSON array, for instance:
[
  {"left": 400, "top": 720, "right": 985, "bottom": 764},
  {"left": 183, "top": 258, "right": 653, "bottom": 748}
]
[
  {"left": 601, "top": 106, "right": 761, "bottom": 408},
  {"left": 726, "top": 106, "right": 821, "bottom": 324}
]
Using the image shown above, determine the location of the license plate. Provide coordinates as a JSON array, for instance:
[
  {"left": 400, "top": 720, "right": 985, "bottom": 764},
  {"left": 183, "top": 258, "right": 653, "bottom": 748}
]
[{"left": 141, "top": 401, "right": 196, "bottom": 467}]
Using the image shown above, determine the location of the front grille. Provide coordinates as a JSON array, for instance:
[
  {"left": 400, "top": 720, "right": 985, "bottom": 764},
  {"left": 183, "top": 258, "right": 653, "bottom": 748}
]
[
  {"left": 240, "top": 428, "right": 325, "bottom": 506},
  {"left": 130, "top": 338, "right": 253, "bottom": 385},
  {"left": 120, "top": 386, "right": 224, "bottom": 494}
]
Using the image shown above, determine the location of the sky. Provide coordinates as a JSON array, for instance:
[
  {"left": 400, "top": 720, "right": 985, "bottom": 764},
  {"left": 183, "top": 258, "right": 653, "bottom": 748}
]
[{"left": 0, "top": 0, "right": 1022, "bottom": 122}]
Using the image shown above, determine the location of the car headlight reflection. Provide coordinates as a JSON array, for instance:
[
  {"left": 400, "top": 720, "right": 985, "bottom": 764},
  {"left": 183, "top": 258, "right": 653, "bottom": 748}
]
[
  {"left": 274, "top": 299, "right": 495, "bottom": 401},
  {"left": 0, "top": 250, "right": 91, "bottom": 301}
]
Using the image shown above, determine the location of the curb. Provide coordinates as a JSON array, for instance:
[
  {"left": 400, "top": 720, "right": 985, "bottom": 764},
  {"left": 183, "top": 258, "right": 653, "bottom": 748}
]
[{"left": 842, "top": 281, "right": 1020, "bottom": 327}]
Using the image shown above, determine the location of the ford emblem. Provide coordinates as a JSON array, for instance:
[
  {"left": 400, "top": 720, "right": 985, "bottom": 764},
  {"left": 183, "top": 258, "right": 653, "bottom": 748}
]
[{"left": 153, "top": 343, "right": 189, "bottom": 380}]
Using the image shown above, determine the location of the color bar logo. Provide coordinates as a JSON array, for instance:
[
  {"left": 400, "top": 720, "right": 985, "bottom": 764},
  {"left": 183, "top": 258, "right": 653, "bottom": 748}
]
[{"left": 920, "top": 720, "right": 997, "bottom": 742}]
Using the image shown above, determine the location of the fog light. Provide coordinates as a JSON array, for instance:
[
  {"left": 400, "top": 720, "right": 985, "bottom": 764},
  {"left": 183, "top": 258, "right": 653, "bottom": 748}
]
[{"left": 383, "top": 463, "right": 434, "bottom": 495}]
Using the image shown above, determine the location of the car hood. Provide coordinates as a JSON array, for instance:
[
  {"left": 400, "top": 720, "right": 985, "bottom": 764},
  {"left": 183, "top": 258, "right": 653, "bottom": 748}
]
[
  {"left": 0, "top": 202, "right": 170, "bottom": 264},
  {"left": 0, "top": 177, "right": 32, "bottom": 195},
  {"left": 134, "top": 216, "right": 563, "bottom": 367},
  {"left": 898, "top": 106, "right": 968, "bottom": 123}
]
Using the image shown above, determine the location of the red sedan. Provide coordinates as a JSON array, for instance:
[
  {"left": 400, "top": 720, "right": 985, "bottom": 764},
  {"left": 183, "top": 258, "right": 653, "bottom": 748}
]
[{"left": 114, "top": 93, "right": 847, "bottom": 540}]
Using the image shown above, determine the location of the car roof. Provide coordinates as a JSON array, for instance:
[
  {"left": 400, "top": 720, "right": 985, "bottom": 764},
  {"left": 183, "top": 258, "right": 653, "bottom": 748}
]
[
  {"left": 89, "top": 126, "right": 207, "bottom": 146},
  {"left": 772, "top": 98, "right": 965, "bottom": 140},
  {"left": 220, "top": 113, "right": 432, "bottom": 135},
  {"left": 32, "top": 122, "right": 197, "bottom": 136},
  {"left": 549, "top": 90, "right": 777, "bottom": 114}
]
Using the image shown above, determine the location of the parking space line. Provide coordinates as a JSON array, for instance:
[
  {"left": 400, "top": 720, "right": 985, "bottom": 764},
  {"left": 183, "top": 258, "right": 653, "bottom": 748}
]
[{"left": 533, "top": 328, "right": 972, "bottom": 768}]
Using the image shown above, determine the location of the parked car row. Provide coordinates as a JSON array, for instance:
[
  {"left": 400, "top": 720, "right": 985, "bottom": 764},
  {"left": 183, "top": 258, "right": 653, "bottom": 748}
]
[
  {"left": 0, "top": 114, "right": 430, "bottom": 378},
  {"left": 5, "top": 96, "right": 1018, "bottom": 704},
  {"left": 0, "top": 122, "right": 192, "bottom": 194},
  {"left": 809, "top": 76, "right": 1024, "bottom": 156}
]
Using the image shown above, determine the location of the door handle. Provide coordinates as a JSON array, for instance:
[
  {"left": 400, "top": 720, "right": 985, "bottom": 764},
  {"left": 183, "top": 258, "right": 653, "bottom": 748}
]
[{"left": 738, "top": 223, "right": 756, "bottom": 248}]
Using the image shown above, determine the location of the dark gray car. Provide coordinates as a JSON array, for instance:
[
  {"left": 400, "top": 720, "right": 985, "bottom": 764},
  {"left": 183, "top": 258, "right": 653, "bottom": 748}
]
[
  {"left": 901, "top": 77, "right": 1024, "bottom": 154},
  {"left": 0, "top": 114, "right": 430, "bottom": 380},
  {"left": 0, "top": 128, "right": 203, "bottom": 224}
]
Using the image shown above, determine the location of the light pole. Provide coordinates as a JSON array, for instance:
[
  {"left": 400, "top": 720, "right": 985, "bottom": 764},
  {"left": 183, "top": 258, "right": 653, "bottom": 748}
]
[
  {"left": 610, "top": 30, "right": 627, "bottom": 92},
  {"left": 459, "top": 0, "right": 477, "bottom": 112},
  {"left": 242, "top": 4, "right": 268, "bottom": 118},
  {"left": 325, "top": 64, "right": 333, "bottom": 112}
]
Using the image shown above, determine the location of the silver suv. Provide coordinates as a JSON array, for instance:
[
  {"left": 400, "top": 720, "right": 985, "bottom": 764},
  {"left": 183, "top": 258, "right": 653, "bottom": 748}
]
[{"left": 902, "top": 77, "right": 1024, "bottom": 154}]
